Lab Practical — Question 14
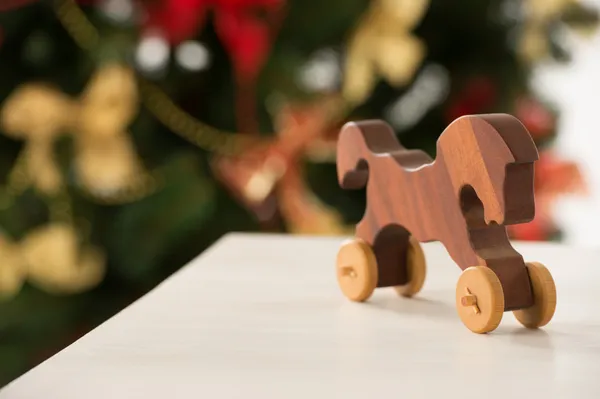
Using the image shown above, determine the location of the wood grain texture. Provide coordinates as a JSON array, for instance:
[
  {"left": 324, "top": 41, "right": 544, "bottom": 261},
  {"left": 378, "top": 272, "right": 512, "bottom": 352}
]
[{"left": 336, "top": 114, "right": 538, "bottom": 310}]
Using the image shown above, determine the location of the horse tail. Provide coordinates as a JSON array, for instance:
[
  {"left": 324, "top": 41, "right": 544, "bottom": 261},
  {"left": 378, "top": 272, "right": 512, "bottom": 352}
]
[{"left": 336, "top": 120, "right": 403, "bottom": 190}]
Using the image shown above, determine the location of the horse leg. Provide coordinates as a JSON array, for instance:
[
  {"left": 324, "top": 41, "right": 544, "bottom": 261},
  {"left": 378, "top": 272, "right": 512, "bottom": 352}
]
[
  {"left": 373, "top": 225, "right": 411, "bottom": 287},
  {"left": 357, "top": 217, "right": 411, "bottom": 288},
  {"left": 450, "top": 185, "right": 534, "bottom": 311},
  {"left": 442, "top": 213, "right": 534, "bottom": 310},
  {"left": 466, "top": 225, "right": 534, "bottom": 311}
]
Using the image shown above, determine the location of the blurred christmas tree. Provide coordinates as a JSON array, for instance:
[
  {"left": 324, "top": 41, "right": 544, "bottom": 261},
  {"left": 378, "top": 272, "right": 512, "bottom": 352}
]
[{"left": 0, "top": 0, "right": 596, "bottom": 386}]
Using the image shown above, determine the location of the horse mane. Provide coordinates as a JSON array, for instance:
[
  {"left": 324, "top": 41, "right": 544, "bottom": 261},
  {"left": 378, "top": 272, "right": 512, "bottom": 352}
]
[{"left": 336, "top": 120, "right": 433, "bottom": 188}]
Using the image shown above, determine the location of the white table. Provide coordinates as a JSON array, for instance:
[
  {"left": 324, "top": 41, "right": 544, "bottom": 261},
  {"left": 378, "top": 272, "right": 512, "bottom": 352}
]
[{"left": 2, "top": 233, "right": 600, "bottom": 398}]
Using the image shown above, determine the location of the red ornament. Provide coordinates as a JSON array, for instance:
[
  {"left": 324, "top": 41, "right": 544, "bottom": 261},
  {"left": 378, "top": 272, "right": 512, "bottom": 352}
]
[
  {"left": 446, "top": 77, "right": 496, "bottom": 122},
  {"left": 508, "top": 214, "right": 555, "bottom": 241},
  {"left": 508, "top": 150, "right": 587, "bottom": 241},
  {"left": 143, "top": 0, "right": 284, "bottom": 82},
  {"left": 535, "top": 151, "right": 587, "bottom": 196},
  {"left": 515, "top": 97, "right": 555, "bottom": 139},
  {"left": 143, "top": 0, "right": 206, "bottom": 45},
  {"left": 211, "top": 97, "right": 341, "bottom": 228},
  {"left": 143, "top": 0, "right": 285, "bottom": 133}
]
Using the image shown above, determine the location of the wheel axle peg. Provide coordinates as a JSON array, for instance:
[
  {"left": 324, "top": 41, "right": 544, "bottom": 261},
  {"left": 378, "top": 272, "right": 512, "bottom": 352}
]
[
  {"left": 340, "top": 266, "right": 356, "bottom": 278},
  {"left": 461, "top": 289, "right": 480, "bottom": 314}
]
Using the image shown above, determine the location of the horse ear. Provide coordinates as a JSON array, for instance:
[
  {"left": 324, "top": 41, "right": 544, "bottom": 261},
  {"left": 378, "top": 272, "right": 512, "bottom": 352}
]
[
  {"left": 474, "top": 114, "right": 539, "bottom": 163},
  {"left": 336, "top": 122, "right": 371, "bottom": 189},
  {"left": 337, "top": 120, "right": 397, "bottom": 189}
]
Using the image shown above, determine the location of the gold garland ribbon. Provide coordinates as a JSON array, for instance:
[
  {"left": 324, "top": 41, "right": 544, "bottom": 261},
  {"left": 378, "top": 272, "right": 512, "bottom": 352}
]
[{"left": 53, "top": 0, "right": 265, "bottom": 157}]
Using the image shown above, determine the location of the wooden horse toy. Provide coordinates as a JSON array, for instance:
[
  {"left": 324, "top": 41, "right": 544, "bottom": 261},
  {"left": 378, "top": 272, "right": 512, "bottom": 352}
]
[{"left": 335, "top": 114, "right": 557, "bottom": 334}]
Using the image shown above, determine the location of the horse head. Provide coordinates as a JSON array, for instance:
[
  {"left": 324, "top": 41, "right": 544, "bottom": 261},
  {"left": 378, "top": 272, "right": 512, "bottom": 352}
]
[{"left": 437, "top": 114, "right": 539, "bottom": 227}]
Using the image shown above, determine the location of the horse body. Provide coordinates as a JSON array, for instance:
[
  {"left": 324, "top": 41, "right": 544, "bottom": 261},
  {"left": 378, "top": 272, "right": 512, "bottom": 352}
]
[{"left": 337, "top": 115, "right": 538, "bottom": 310}]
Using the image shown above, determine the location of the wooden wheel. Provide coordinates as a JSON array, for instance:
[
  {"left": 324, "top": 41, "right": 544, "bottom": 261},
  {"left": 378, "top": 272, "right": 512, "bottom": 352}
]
[
  {"left": 455, "top": 266, "right": 505, "bottom": 334},
  {"left": 336, "top": 238, "right": 378, "bottom": 302},
  {"left": 394, "top": 235, "right": 426, "bottom": 297},
  {"left": 513, "top": 262, "right": 556, "bottom": 328}
]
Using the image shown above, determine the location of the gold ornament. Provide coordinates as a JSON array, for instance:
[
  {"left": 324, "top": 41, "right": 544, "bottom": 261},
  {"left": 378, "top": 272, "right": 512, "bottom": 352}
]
[
  {"left": 0, "top": 223, "right": 105, "bottom": 299},
  {"left": 1, "top": 84, "right": 76, "bottom": 196},
  {"left": 54, "top": 0, "right": 264, "bottom": 156},
  {"left": 519, "top": 0, "right": 598, "bottom": 63},
  {"left": 527, "top": 0, "right": 576, "bottom": 21},
  {"left": 0, "top": 63, "right": 157, "bottom": 204},
  {"left": 0, "top": 233, "right": 25, "bottom": 299},
  {"left": 343, "top": 0, "right": 430, "bottom": 105},
  {"left": 21, "top": 223, "right": 105, "bottom": 295},
  {"left": 74, "top": 64, "right": 154, "bottom": 198},
  {"left": 519, "top": 25, "right": 549, "bottom": 63}
]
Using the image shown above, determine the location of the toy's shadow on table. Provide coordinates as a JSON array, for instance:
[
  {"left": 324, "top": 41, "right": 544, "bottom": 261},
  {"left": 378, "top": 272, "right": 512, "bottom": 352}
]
[
  {"left": 366, "top": 293, "right": 456, "bottom": 321},
  {"left": 362, "top": 290, "right": 556, "bottom": 351},
  {"left": 505, "top": 327, "right": 554, "bottom": 349}
]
